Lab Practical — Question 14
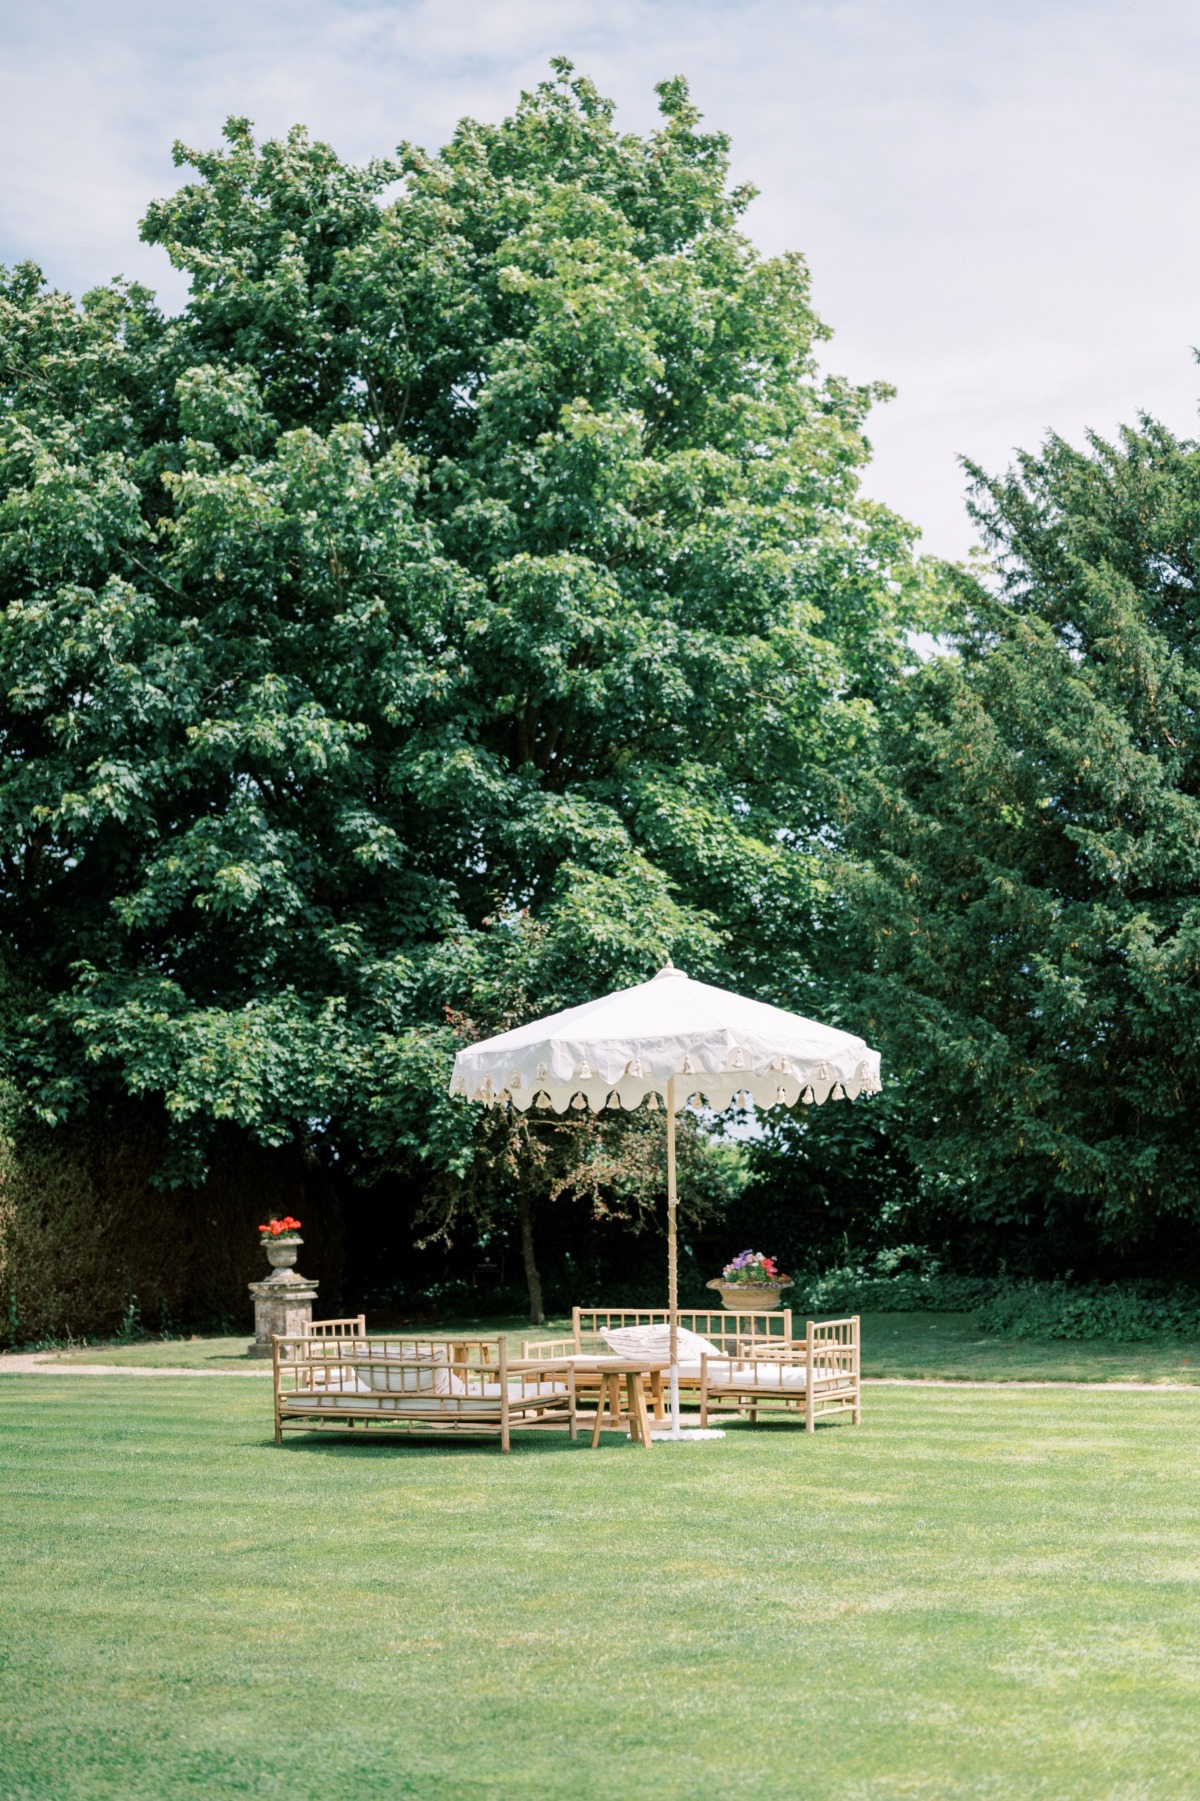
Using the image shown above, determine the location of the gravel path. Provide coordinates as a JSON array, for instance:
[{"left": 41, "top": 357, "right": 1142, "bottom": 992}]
[{"left": 0, "top": 1352, "right": 271, "bottom": 1377}]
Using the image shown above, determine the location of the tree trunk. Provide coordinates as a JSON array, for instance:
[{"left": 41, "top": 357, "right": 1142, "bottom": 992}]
[{"left": 517, "top": 1183, "right": 544, "bottom": 1326}]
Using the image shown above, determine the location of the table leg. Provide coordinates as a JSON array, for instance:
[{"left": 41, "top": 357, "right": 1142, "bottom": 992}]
[
  {"left": 592, "top": 1374, "right": 621, "bottom": 1448},
  {"left": 630, "top": 1375, "right": 648, "bottom": 1448},
  {"left": 629, "top": 1373, "right": 652, "bottom": 1450},
  {"left": 650, "top": 1370, "right": 665, "bottom": 1421},
  {"left": 590, "top": 1374, "right": 609, "bottom": 1448}
]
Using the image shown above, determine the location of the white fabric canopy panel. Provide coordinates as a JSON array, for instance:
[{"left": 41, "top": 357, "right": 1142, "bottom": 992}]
[{"left": 449, "top": 964, "right": 882, "bottom": 1114}]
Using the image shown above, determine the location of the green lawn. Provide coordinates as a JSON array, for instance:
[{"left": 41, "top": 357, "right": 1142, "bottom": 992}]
[
  {"left": 862, "top": 1312, "right": 1200, "bottom": 1384},
  {"left": 42, "top": 1310, "right": 1200, "bottom": 1383},
  {"left": 3, "top": 1375, "right": 1200, "bottom": 1798}
]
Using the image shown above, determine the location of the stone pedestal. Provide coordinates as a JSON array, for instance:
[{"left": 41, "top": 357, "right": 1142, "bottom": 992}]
[{"left": 248, "top": 1267, "right": 319, "bottom": 1356}]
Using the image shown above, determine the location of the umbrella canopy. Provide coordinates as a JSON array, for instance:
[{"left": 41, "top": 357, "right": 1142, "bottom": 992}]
[
  {"left": 449, "top": 963, "right": 881, "bottom": 1439},
  {"left": 449, "top": 964, "right": 881, "bottom": 1112}
]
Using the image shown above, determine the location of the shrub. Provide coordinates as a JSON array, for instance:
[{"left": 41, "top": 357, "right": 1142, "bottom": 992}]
[
  {"left": 973, "top": 1282, "right": 1200, "bottom": 1342},
  {"left": 0, "top": 1105, "right": 344, "bottom": 1345},
  {"left": 789, "top": 1252, "right": 1200, "bottom": 1340},
  {"left": 791, "top": 1251, "right": 997, "bottom": 1316}
]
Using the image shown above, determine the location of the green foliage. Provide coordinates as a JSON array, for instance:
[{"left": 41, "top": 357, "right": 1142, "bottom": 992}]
[
  {"left": 727, "top": 1089, "right": 921, "bottom": 1279},
  {"left": 113, "top": 1293, "right": 143, "bottom": 1345},
  {"left": 0, "top": 1105, "right": 346, "bottom": 1347},
  {"left": 973, "top": 1281, "right": 1200, "bottom": 1342},
  {"left": 793, "top": 1257, "right": 1200, "bottom": 1341},
  {"left": 0, "top": 65, "right": 934, "bottom": 1238},
  {"left": 839, "top": 418, "right": 1200, "bottom": 1270},
  {"left": 792, "top": 1253, "right": 998, "bottom": 1316}
]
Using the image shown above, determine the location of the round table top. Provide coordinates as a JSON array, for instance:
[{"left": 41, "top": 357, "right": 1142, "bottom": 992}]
[{"left": 511, "top": 1353, "right": 671, "bottom": 1372}]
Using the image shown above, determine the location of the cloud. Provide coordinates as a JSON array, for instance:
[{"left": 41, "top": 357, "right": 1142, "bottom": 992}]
[{"left": 4, "top": 0, "right": 1200, "bottom": 558}]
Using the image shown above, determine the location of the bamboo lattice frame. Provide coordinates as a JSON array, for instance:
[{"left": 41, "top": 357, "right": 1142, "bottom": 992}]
[
  {"left": 521, "top": 1307, "right": 792, "bottom": 1360},
  {"left": 520, "top": 1307, "right": 795, "bottom": 1408},
  {"left": 302, "top": 1315, "right": 366, "bottom": 1338},
  {"left": 572, "top": 1307, "right": 793, "bottom": 1354}
]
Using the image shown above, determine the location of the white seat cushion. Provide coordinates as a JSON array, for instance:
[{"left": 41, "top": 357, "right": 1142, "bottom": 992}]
[
  {"left": 704, "top": 1362, "right": 850, "bottom": 1390},
  {"left": 281, "top": 1393, "right": 504, "bottom": 1415},
  {"left": 281, "top": 1381, "right": 569, "bottom": 1414},
  {"left": 666, "top": 1360, "right": 754, "bottom": 1381},
  {"left": 598, "top": 1358, "right": 848, "bottom": 1390},
  {"left": 471, "top": 1379, "right": 568, "bottom": 1400}
]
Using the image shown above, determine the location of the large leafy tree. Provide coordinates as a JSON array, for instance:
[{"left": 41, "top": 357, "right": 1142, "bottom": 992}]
[
  {"left": 840, "top": 419, "right": 1200, "bottom": 1275},
  {"left": 0, "top": 65, "right": 933, "bottom": 1276}
]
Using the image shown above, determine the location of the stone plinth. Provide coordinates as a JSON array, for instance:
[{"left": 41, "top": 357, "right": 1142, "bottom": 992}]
[{"left": 248, "top": 1266, "right": 319, "bottom": 1356}]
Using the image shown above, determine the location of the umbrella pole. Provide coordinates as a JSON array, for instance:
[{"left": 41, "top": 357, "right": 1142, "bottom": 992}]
[{"left": 667, "top": 1074, "right": 680, "bottom": 1435}]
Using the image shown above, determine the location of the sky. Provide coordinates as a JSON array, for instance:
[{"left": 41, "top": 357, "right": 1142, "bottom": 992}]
[{"left": 3, "top": 0, "right": 1200, "bottom": 562}]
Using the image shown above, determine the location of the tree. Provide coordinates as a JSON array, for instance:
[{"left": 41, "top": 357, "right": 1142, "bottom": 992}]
[
  {"left": 0, "top": 65, "right": 936, "bottom": 1315},
  {"left": 839, "top": 418, "right": 1200, "bottom": 1276}
]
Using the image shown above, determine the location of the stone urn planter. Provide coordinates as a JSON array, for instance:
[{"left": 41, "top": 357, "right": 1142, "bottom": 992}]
[
  {"left": 249, "top": 1219, "right": 317, "bottom": 1355},
  {"left": 263, "top": 1234, "right": 302, "bottom": 1270},
  {"left": 706, "top": 1277, "right": 793, "bottom": 1312}
]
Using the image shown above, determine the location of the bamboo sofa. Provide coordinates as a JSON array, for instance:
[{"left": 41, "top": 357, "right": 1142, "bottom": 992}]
[
  {"left": 699, "top": 1316, "right": 860, "bottom": 1431},
  {"left": 273, "top": 1331, "right": 577, "bottom": 1451},
  {"left": 521, "top": 1308, "right": 860, "bottom": 1431}
]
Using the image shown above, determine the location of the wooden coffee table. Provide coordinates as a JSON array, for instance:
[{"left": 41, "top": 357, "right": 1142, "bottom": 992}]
[
  {"left": 509, "top": 1353, "right": 670, "bottom": 1449},
  {"left": 572, "top": 1356, "right": 665, "bottom": 1450}
]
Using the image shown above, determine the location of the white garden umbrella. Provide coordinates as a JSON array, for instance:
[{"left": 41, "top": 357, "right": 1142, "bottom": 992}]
[{"left": 449, "top": 962, "right": 881, "bottom": 1439}]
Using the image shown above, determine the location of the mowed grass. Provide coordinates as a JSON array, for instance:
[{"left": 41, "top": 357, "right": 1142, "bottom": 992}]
[
  {"left": 42, "top": 1310, "right": 1200, "bottom": 1383},
  {"left": 3, "top": 1377, "right": 1200, "bottom": 1799},
  {"left": 862, "top": 1313, "right": 1200, "bottom": 1384}
]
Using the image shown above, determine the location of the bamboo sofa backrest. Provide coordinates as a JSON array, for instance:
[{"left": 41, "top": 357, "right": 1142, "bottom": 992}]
[
  {"left": 274, "top": 1333, "right": 509, "bottom": 1397},
  {"left": 303, "top": 1315, "right": 366, "bottom": 1338},
  {"left": 571, "top": 1306, "right": 793, "bottom": 1354},
  {"left": 807, "top": 1315, "right": 859, "bottom": 1372}
]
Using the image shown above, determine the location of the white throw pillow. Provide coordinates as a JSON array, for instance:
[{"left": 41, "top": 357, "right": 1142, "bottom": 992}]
[
  {"left": 308, "top": 1366, "right": 372, "bottom": 1394},
  {"left": 353, "top": 1343, "right": 454, "bottom": 1395},
  {"left": 600, "top": 1323, "right": 720, "bottom": 1360}
]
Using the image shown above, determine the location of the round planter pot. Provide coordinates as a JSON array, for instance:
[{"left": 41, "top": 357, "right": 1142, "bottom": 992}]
[
  {"left": 706, "top": 1278, "right": 792, "bottom": 1312},
  {"left": 263, "top": 1235, "right": 302, "bottom": 1270}
]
